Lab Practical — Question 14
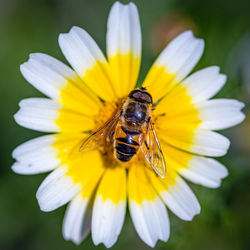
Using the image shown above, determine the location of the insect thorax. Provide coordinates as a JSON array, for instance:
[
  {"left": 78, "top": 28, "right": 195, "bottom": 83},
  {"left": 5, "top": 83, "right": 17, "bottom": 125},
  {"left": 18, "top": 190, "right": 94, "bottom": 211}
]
[{"left": 123, "top": 100, "right": 150, "bottom": 127}]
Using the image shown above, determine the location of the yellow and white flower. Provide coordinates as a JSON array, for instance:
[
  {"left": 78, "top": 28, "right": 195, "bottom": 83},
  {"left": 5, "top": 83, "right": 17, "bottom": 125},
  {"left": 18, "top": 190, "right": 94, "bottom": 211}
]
[{"left": 12, "top": 2, "right": 245, "bottom": 248}]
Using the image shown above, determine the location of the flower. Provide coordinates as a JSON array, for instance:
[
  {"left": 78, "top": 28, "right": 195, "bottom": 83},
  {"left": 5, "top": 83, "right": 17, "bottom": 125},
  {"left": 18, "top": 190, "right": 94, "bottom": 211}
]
[{"left": 12, "top": 1, "right": 245, "bottom": 248}]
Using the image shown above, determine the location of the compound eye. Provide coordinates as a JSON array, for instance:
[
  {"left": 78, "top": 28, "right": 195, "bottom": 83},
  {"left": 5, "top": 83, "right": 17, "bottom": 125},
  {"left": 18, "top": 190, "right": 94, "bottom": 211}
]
[{"left": 135, "top": 111, "right": 145, "bottom": 121}]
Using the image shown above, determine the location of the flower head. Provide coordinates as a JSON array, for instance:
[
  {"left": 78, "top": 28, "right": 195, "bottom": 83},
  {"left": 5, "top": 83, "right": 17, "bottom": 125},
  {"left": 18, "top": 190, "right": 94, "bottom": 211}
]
[{"left": 12, "top": 1, "right": 245, "bottom": 248}]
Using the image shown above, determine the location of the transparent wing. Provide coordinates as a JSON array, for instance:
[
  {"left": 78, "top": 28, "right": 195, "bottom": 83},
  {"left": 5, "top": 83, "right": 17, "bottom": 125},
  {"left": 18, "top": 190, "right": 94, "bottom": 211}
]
[
  {"left": 79, "top": 113, "right": 120, "bottom": 152},
  {"left": 140, "top": 120, "right": 166, "bottom": 178},
  {"left": 68, "top": 113, "right": 120, "bottom": 160}
]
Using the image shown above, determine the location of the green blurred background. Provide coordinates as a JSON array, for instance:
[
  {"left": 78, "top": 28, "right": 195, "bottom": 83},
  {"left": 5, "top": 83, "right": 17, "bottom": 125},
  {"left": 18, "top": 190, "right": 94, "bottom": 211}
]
[{"left": 0, "top": 0, "right": 250, "bottom": 249}]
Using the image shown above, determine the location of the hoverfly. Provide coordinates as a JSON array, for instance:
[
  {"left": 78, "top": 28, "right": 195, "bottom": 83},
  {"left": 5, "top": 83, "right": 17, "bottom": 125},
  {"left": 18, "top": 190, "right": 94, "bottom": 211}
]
[{"left": 78, "top": 87, "right": 166, "bottom": 178}]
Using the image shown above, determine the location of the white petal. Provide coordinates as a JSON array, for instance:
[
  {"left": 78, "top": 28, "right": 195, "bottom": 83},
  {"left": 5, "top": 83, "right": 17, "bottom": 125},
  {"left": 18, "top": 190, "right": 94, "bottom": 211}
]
[
  {"left": 160, "top": 177, "right": 200, "bottom": 221},
  {"left": 63, "top": 194, "right": 91, "bottom": 245},
  {"left": 161, "top": 128, "right": 230, "bottom": 157},
  {"left": 192, "top": 130, "right": 230, "bottom": 156},
  {"left": 12, "top": 135, "right": 55, "bottom": 158},
  {"left": 59, "top": 26, "right": 105, "bottom": 76},
  {"left": 179, "top": 157, "right": 228, "bottom": 188},
  {"left": 12, "top": 135, "right": 59, "bottom": 175},
  {"left": 129, "top": 197, "right": 170, "bottom": 247},
  {"left": 106, "top": 2, "right": 141, "bottom": 97},
  {"left": 58, "top": 26, "right": 115, "bottom": 100},
  {"left": 107, "top": 2, "right": 141, "bottom": 56},
  {"left": 197, "top": 99, "right": 245, "bottom": 130},
  {"left": 92, "top": 196, "right": 126, "bottom": 248},
  {"left": 14, "top": 98, "right": 60, "bottom": 132},
  {"left": 20, "top": 53, "right": 101, "bottom": 116},
  {"left": 20, "top": 53, "right": 77, "bottom": 100},
  {"left": 182, "top": 66, "right": 227, "bottom": 103},
  {"left": 12, "top": 162, "right": 57, "bottom": 175},
  {"left": 156, "top": 30, "right": 204, "bottom": 82},
  {"left": 36, "top": 166, "right": 82, "bottom": 212}
]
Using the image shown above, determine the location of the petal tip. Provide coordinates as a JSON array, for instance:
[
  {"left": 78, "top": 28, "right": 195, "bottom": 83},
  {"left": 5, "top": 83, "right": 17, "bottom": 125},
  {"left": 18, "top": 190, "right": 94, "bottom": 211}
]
[
  {"left": 20, "top": 62, "right": 28, "bottom": 74},
  {"left": 13, "top": 111, "right": 21, "bottom": 125},
  {"left": 128, "top": 1, "right": 137, "bottom": 9},
  {"left": 11, "top": 162, "right": 20, "bottom": 174},
  {"left": 197, "top": 38, "right": 205, "bottom": 50}
]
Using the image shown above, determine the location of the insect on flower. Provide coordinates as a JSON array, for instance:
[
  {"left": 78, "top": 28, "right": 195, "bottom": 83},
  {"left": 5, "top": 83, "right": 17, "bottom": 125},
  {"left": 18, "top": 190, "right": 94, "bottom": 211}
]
[
  {"left": 78, "top": 87, "right": 166, "bottom": 177},
  {"left": 12, "top": 1, "right": 245, "bottom": 248}
]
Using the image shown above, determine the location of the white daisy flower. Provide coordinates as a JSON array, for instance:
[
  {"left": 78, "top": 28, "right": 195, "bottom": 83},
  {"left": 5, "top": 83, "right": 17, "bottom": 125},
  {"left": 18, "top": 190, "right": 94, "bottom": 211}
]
[{"left": 12, "top": 1, "right": 245, "bottom": 248}]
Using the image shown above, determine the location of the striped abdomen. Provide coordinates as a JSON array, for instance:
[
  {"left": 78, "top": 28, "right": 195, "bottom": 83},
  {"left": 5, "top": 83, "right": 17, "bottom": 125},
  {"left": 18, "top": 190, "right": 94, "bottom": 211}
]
[{"left": 114, "top": 123, "right": 141, "bottom": 162}]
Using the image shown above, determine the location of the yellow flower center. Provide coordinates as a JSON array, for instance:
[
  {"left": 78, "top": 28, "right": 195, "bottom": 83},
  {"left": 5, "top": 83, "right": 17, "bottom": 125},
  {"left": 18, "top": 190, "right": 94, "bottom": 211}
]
[{"left": 95, "top": 101, "right": 118, "bottom": 129}]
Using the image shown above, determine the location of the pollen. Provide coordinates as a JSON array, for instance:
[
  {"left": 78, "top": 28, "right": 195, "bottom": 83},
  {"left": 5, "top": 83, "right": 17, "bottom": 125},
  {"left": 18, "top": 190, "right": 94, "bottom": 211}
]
[{"left": 95, "top": 101, "right": 118, "bottom": 129}]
